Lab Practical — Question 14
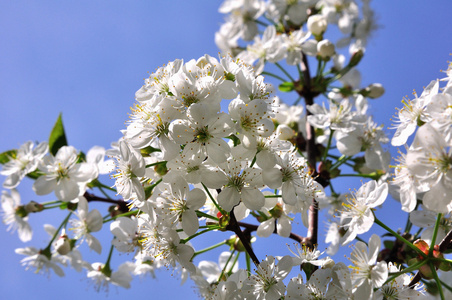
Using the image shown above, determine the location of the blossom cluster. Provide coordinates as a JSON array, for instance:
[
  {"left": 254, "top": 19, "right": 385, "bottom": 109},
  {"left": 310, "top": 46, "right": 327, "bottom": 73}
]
[
  {"left": 391, "top": 69, "right": 452, "bottom": 214},
  {"left": 1, "top": 0, "right": 451, "bottom": 298}
]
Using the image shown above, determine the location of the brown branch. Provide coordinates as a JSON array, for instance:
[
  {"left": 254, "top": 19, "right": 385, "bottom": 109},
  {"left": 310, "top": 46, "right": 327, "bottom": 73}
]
[
  {"left": 438, "top": 228, "right": 452, "bottom": 253},
  {"left": 408, "top": 271, "right": 421, "bottom": 289},
  {"left": 83, "top": 192, "right": 128, "bottom": 213},
  {"left": 299, "top": 53, "right": 319, "bottom": 249},
  {"left": 226, "top": 210, "right": 260, "bottom": 267}
]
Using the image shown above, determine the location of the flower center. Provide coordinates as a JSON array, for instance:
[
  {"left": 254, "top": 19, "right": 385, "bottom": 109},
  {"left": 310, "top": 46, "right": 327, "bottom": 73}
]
[{"left": 195, "top": 126, "right": 212, "bottom": 143}]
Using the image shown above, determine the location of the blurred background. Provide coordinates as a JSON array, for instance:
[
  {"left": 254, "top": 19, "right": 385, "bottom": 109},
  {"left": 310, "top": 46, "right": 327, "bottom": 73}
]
[{"left": 1, "top": 1, "right": 452, "bottom": 299}]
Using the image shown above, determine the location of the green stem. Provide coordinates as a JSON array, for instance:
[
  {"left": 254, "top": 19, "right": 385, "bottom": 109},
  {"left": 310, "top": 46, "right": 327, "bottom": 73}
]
[
  {"left": 96, "top": 181, "right": 117, "bottom": 192},
  {"left": 322, "top": 129, "right": 334, "bottom": 162},
  {"left": 374, "top": 215, "right": 427, "bottom": 258},
  {"left": 429, "top": 213, "right": 442, "bottom": 256},
  {"left": 201, "top": 183, "right": 224, "bottom": 214},
  {"left": 218, "top": 250, "right": 236, "bottom": 282},
  {"left": 330, "top": 155, "right": 352, "bottom": 170},
  {"left": 296, "top": 63, "right": 303, "bottom": 81},
  {"left": 384, "top": 259, "right": 428, "bottom": 286},
  {"left": 43, "top": 204, "right": 64, "bottom": 210},
  {"left": 293, "top": 95, "right": 302, "bottom": 106},
  {"left": 261, "top": 71, "right": 287, "bottom": 82},
  {"left": 228, "top": 252, "right": 240, "bottom": 276},
  {"left": 177, "top": 225, "right": 218, "bottom": 232},
  {"left": 439, "top": 278, "right": 452, "bottom": 294},
  {"left": 337, "top": 173, "right": 379, "bottom": 179},
  {"left": 246, "top": 252, "right": 251, "bottom": 274},
  {"left": 413, "top": 227, "right": 423, "bottom": 240},
  {"left": 181, "top": 228, "right": 217, "bottom": 244},
  {"left": 196, "top": 210, "right": 219, "bottom": 221},
  {"left": 430, "top": 262, "right": 445, "bottom": 300},
  {"left": 145, "top": 161, "right": 167, "bottom": 168},
  {"left": 355, "top": 236, "right": 367, "bottom": 245},
  {"left": 102, "top": 245, "right": 115, "bottom": 277},
  {"left": 103, "top": 210, "right": 139, "bottom": 223},
  {"left": 275, "top": 62, "right": 295, "bottom": 82},
  {"left": 264, "top": 195, "right": 282, "bottom": 198},
  {"left": 98, "top": 186, "right": 112, "bottom": 199},
  {"left": 255, "top": 19, "right": 269, "bottom": 27},
  {"left": 44, "top": 211, "right": 72, "bottom": 251},
  {"left": 329, "top": 182, "right": 337, "bottom": 196},
  {"left": 192, "top": 240, "right": 227, "bottom": 258},
  {"left": 315, "top": 57, "right": 323, "bottom": 79},
  {"left": 431, "top": 257, "right": 452, "bottom": 264},
  {"left": 41, "top": 200, "right": 62, "bottom": 206},
  {"left": 249, "top": 154, "right": 257, "bottom": 168}
]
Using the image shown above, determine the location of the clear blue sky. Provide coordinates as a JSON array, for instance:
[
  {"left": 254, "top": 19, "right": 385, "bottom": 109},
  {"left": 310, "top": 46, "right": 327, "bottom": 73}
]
[{"left": 1, "top": 1, "right": 452, "bottom": 299}]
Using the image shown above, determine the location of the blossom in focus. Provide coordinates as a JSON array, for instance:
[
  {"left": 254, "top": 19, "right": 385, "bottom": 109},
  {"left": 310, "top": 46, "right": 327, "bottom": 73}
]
[
  {"left": 155, "top": 176, "right": 206, "bottom": 236},
  {"left": 391, "top": 80, "right": 438, "bottom": 146},
  {"left": 33, "top": 146, "right": 98, "bottom": 202},
  {"left": 112, "top": 141, "right": 146, "bottom": 201},
  {"left": 349, "top": 234, "right": 388, "bottom": 293},
  {"left": 242, "top": 255, "right": 292, "bottom": 300},
  {"left": 374, "top": 262, "right": 426, "bottom": 299},
  {"left": 406, "top": 123, "right": 452, "bottom": 213},
  {"left": 339, "top": 180, "right": 388, "bottom": 244}
]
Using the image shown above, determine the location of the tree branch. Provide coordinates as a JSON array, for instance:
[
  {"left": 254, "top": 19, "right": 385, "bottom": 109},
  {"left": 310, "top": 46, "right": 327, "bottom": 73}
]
[
  {"left": 299, "top": 53, "right": 319, "bottom": 249},
  {"left": 83, "top": 192, "right": 129, "bottom": 213},
  {"left": 438, "top": 228, "right": 452, "bottom": 253},
  {"left": 226, "top": 210, "right": 260, "bottom": 267}
]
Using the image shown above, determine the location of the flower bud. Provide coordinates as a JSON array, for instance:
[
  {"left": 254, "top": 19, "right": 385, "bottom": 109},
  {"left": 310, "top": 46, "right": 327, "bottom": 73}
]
[
  {"left": 349, "top": 48, "right": 364, "bottom": 67},
  {"left": 55, "top": 234, "right": 71, "bottom": 255},
  {"left": 307, "top": 15, "right": 327, "bottom": 36},
  {"left": 25, "top": 201, "right": 43, "bottom": 213},
  {"left": 276, "top": 124, "right": 295, "bottom": 140},
  {"left": 317, "top": 39, "right": 335, "bottom": 58},
  {"left": 365, "top": 83, "right": 385, "bottom": 99}
]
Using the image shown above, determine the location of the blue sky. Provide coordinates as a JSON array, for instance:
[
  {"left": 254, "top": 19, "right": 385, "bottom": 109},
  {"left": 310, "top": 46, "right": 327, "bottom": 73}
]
[{"left": 1, "top": 1, "right": 452, "bottom": 299}]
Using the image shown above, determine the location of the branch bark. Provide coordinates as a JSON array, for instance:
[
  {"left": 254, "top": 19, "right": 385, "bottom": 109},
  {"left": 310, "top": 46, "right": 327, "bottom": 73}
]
[
  {"left": 227, "top": 210, "right": 260, "bottom": 267},
  {"left": 299, "top": 53, "right": 319, "bottom": 249}
]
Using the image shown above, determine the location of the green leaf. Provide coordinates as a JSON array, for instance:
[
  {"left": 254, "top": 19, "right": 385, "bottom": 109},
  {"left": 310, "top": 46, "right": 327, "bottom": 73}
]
[
  {"left": 0, "top": 150, "right": 17, "bottom": 164},
  {"left": 278, "top": 81, "right": 294, "bottom": 92},
  {"left": 49, "top": 113, "right": 68, "bottom": 156},
  {"left": 26, "top": 170, "right": 41, "bottom": 180},
  {"left": 225, "top": 134, "right": 240, "bottom": 147}
]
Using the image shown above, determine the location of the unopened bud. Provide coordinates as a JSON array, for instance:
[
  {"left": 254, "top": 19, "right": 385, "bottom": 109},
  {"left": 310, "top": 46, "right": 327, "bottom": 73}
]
[
  {"left": 25, "top": 201, "right": 43, "bottom": 213},
  {"left": 317, "top": 39, "right": 335, "bottom": 59},
  {"left": 307, "top": 15, "right": 327, "bottom": 36},
  {"left": 349, "top": 49, "right": 364, "bottom": 67},
  {"left": 364, "top": 83, "right": 385, "bottom": 99},
  {"left": 55, "top": 235, "right": 71, "bottom": 255}
]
